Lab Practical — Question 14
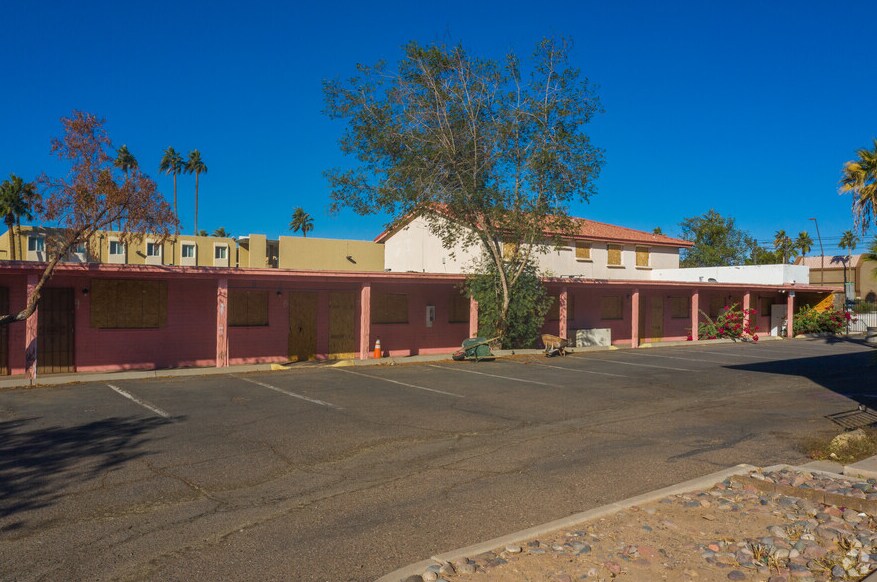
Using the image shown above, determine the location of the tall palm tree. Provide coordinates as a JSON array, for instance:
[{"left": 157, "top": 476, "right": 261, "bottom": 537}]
[
  {"left": 113, "top": 145, "right": 138, "bottom": 230},
  {"left": 0, "top": 174, "right": 38, "bottom": 261},
  {"left": 184, "top": 150, "right": 207, "bottom": 236},
  {"left": 159, "top": 147, "right": 184, "bottom": 234},
  {"left": 289, "top": 207, "right": 314, "bottom": 237},
  {"left": 839, "top": 139, "right": 877, "bottom": 233},
  {"left": 795, "top": 231, "right": 813, "bottom": 258},
  {"left": 774, "top": 230, "right": 795, "bottom": 263},
  {"left": 839, "top": 230, "right": 859, "bottom": 254}
]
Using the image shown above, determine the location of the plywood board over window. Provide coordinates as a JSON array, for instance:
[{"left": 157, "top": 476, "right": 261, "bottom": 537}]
[
  {"left": 607, "top": 244, "right": 622, "bottom": 266},
  {"left": 371, "top": 291, "right": 409, "bottom": 324},
  {"left": 600, "top": 296, "right": 623, "bottom": 320},
  {"left": 502, "top": 242, "right": 519, "bottom": 259},
  {"left": 229, "top": 290, "right": 269, "bottom": 326},
  {"left": 670, "top": 296, "right": 691, "bottom": 319},
  {"left": 635, "top": 246, "right": 650, "bottom": 267},
  {"left": 448, "top": 293, "right": 470, "bottom": 323},
  {"left": 90, "top": 279, "right": 168, "bottom": 329},
  {"left": 575, "top": 241, "right": 591, "bottom": 260}
]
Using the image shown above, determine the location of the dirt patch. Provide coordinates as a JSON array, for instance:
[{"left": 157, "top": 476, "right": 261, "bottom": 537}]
[{"left": 418, "top": 468, "right": 877, "bottom": 582}]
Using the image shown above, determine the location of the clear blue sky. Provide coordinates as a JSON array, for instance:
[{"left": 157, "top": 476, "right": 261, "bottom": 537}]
[{"left": 3, "top": 1, "right": 875, "bottom": 255}]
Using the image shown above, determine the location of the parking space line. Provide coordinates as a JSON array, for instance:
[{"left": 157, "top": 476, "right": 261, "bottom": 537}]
[
  {"left": 333, "top": 368, "right": 464, "bottom": 398},
  {"left": 428, "top": 364, "right": 551, "bottom": 385},
  {"left": 689, "top": 349, "right": 777, "bottom": 360},
  {"left": 108, "top": 384, "right": 171, "bottom": 419},
  {"left": 626, "top": 350, "right": 728, "bottom": 365},
  {"left": 514, "top": 360, "right": 628, "bottom": 378},
  {"left": 234, "top": 376, "right": 343, "bottom": 409},
  {"left": 577, "top": 356, "right": 695, "bottom": 372}
]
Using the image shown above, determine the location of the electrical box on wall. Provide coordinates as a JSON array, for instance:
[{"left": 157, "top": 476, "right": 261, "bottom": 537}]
[{"left": 425, "top": 305, "right": 435, "bottom": 327}]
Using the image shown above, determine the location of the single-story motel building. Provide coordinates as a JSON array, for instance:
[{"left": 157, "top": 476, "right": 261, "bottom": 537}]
[{"left": 0, "top": 261, "right": 832, "bottom": 380}]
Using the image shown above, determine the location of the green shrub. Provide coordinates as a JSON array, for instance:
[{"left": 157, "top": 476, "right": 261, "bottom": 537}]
[
  {"left": 792, "top": 305, "right": 847, "bottom": 335},
  {"left": 696, "top": 303, "right": 758, "bottom": 341}
]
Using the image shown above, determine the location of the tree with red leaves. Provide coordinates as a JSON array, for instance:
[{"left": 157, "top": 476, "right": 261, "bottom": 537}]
[{"left": 0, "top": 111, "right": 177, "bottom": 325}]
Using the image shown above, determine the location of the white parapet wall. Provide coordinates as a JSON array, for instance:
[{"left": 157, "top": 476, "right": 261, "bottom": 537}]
[{"left": 650, "top": 264, "right": 810, "bottom": 285}]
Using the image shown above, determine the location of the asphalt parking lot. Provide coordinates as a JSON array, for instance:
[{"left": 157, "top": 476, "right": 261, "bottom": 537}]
[{"left": 1, "top": 339, "right": 875, "bottom": 581}]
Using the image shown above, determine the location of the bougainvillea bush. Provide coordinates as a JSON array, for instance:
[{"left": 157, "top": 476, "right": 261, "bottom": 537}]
[
  {"left": 696, "top": 303, "right": 758, "bottom": 341},
  {"left": 792, "top": 306, "right": 848, "bottom": 335}
]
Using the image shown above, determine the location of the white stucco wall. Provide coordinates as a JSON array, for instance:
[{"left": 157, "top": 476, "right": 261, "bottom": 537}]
[
  {"left": 650, "top": 264, "right": 810, "bottom": 285},
  {"left": 382, "top": 216, "right": 683, "bottom": 278}
]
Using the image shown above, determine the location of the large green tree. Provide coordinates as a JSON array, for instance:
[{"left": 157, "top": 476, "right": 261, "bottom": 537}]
[
  {"left": 184, "top": 150, "right": 207, "bottom": 236},
  {"left": 839, "top": 139, "right": 877, "bottom": 233},
  {"left": 678, "top": 210, "right": 752, "bottom": 267},
  {"left": 324, "top": 38, "right": 603, "bottom": 336},
  {"left": 0, "top": 174, "right": 39, "bottom": 261},
  {"left": 773, "top": 230, "right": 796, "bottom": 264},
  {"left": 159, "top": 146, "right": 184, "bottom": 233},
  {"left": 839, "top": 229, "right": 859, "bottom": 254},
  {"left": 795, "top": 231, "right": 813, "bottom": 258},
  {"left": 0, "top": 111, "right": 176, "bottom": 325}
]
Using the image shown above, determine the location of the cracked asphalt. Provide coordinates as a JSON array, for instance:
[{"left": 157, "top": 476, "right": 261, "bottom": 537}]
[{"left": 0, "top": 339, "right": 874, "bottom": 581}]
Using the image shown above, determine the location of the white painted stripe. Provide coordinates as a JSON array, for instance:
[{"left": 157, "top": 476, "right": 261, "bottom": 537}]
[
  {"left": 626, "top": 351, "right": 728, "bottom": 365},
  {"left": 334, "top": 368, "right": 463, "bottom": 398},
  {"left": 108, "top": 384, "right": 171, "bottom": 419},
  {"left": 429, "top": 364, "right": 551, "bottom": 386},
  {"left": 579, "top": 357, "right": 694, "bottom": 372},
  {"left": 692, "top": 349, "right": 777, "bottom": 360},
  {"left": 518, "top": 360, "right": 628, "bottom": 378},
  {"left": 234, "top": 376, "right": 342, "bottom": 409}
]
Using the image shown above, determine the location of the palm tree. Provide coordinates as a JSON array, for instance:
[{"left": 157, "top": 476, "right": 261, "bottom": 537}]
[
  {"left": 197, "top": 230, "right": 208, "bottom": 237},
  {"left": 795, "top": 231, "right": 813, "bottom": 258},
  {"left": 839, "top": 230, "right": 859, "bottom": 254},
  {"left": 774, "top": 230, "right": 795, "bottom": 263},
  {"left": 289, "top": 207, "right": 314, "bottom": 237},
  {"left": 184, "top": 150, "right": 207, "bottom": 236},
  {"left": 839, "top": 139, "right": 877, "bottom": 233},
  {"left": 113, "top": 145, "right": 138, "bottom": 230},
  {"left": 0, "top": 174, "right": 38, "bottom": 261},
  {"left": 159, "top": 147, "right": 184, "bottom": 234},
  {"left": 212, "top": 227, "right": 229, "bottom": 238}
]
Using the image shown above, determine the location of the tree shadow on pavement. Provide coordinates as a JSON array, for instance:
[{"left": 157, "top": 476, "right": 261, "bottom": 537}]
[{"left": 0, "top": 415, "right": 175, "bottom": 525}]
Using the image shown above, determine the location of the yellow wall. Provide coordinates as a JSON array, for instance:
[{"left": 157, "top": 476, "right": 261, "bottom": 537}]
[
  {"left": 278, "top": 236, "right": 384, "bottom": 271},
  {"left": 238, "top": 234, "right": 267, "bottom": 268}
]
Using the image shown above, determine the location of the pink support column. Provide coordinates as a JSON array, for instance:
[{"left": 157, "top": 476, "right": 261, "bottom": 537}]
[
  {"left": 559, "top": 287, "right": 569, "bottom": 339},
  {"left": 786, "top": 291, "right": 795, "bottom": 338},
  {"left": 743, "top": 291, "right": 751, "bottom": 333},
  {"left": 690, "top": 289, "right": 699, "bottom": 342},
  {"left": 631, "top": 289, "right": 640, "bottom": 348},
  {"left": 216, "top": 278, "right": 229, "bottom": 368},
  {"left": 469, "top": 297, "right": 479, "bottom": 338},
  {"left": 25, "top": 275, "right": 38, "bottom": 381},
  {"left": 359, "top": 283, "right": 371, "bottom": 360}
]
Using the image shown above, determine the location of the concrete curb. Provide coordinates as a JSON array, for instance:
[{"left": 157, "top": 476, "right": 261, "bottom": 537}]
[{"left": 376, "top": 463, "right": 758, "bottom": 582}]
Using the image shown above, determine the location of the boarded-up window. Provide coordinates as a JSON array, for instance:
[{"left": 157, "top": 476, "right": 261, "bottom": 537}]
[
  {"left": 635, "top": 246, "right": 649, "bottom": 267},
  {"left": 502, "top": 242, "right": 519, "bottom": 259},
  {"left": 547, "top": 293, "right": 576, "bottom": 321},
  {"left": 90, "top": 279, "right": 167, "bottom": 329},
  {"left": 607, "top": 244, "right": 622, "bottom": 266},
  {"left": 600, "top": 296, "right": 623, "bottom": 320},
  {"left": 449, "top": 293, "right": 470, "bottom": 323},
  {"left": 229, "top": 290, "right": 269, "bottom": 327},
  {"left": 372, "top": 292, "right": 408, "bottom": 324},
  {"left": 670, "top": 296, "right": 690, "bottom": 319},
  {"left": 759, "top": 296, "right": 773, "bottom": 317},
  {"left": 575, "top": 241, "right": 591, "bottom": 260}
]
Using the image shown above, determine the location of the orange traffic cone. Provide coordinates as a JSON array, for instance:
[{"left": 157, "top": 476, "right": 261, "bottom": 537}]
[{"left": 373, "top": 339, "right": 381, "bottom": 359}]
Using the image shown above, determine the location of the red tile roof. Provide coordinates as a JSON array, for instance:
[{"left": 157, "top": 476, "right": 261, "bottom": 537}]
[{"left": 374, "top": 212, "right": 692, "bottom": 247}]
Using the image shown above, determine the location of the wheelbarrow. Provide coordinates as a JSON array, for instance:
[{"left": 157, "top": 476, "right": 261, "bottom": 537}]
[{"left": 452, "top": 336, "right": 498, "bottom": 362}]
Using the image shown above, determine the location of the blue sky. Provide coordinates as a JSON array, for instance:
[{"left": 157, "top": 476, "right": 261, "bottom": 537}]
[{"left": 2, "top": 1, "right": 875, "bottom": 255}]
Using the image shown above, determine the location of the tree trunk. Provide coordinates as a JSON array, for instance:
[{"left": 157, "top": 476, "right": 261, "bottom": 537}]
[
  {"left": 194, "top": 172, "right": 199, "bottom": 236},
  {"left": 173, "top": 172, "right": 179, "bottom": 235},
  {"left": 6, "top": 215, "right": 16, "bottom": 261}
]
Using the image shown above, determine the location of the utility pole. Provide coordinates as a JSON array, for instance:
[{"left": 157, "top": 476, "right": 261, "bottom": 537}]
[{"left": 809, "top": 217, "right": 824, "bottom": 285}]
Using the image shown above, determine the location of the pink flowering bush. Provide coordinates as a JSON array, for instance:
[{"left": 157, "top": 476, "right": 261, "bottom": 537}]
[
  {"left": 696, "top": 303, "right": 758, "bottom": 342},
  {"left": 792, "top": 306, "right": 846, "bottom": 335}
]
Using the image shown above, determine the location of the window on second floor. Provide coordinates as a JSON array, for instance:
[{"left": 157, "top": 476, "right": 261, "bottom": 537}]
[
  {"left": 146, "top": 242, "right": 162, "bottom": 257},
  {"left": 28, "top": 236, "right": 44, "bottom": 252},
  {"left": 214, "top": 245, "right": 227, "bottom": 260},
  {"left": 607, "top": 244, "right": 623, "bottom": 266},
  {"left": 635, "top": 246, "right": 650, "bottom": 267},
  {"left": 181, "top": 244, "right": 196, "bottom": 258},
  {"left": 109, "top": 240, "right": 125, "bottom": 255},
  {"left": 575, "top": 241, "right": 591, "bottom": 261}
]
